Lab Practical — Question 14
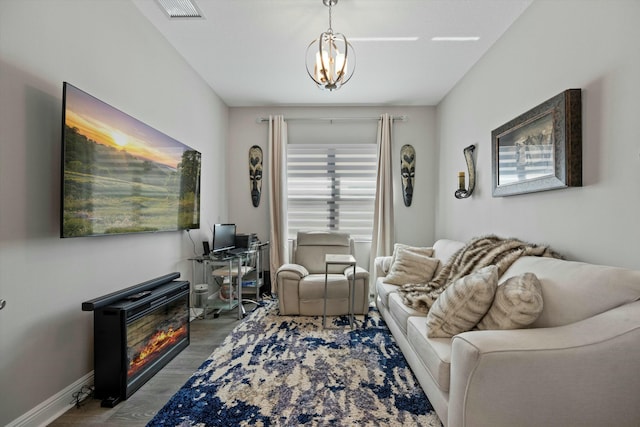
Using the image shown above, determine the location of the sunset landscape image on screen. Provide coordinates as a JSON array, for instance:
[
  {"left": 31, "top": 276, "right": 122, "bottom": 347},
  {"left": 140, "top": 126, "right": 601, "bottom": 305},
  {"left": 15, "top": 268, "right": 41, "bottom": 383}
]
[{"left": 61, "top": 83, "right": 201, "bottom": 237}]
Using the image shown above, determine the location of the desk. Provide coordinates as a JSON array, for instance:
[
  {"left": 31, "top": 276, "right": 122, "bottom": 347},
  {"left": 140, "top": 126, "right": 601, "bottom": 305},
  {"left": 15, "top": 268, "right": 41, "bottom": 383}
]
[
  {"left": 189, "top": 242, "right": 269, "bottom": 320},
  {"left": 210, "top": 254, "right": 247, "bottom": 320},
  {"left": 188, "top": 255, "right": 242, "bottom": 319},
  {"left": 236, "top": 241, "right": 269, "bottom": 303},
  {"left": 322, "top": 254, "right": 357, "bottom": 329}
]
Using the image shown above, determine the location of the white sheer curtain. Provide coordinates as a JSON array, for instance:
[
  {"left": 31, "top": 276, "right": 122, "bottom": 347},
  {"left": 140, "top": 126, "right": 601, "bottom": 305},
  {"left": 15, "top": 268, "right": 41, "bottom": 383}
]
[
  {"left": 268, "top": 115, "right": 288, "bottom": 293},
  {"left": 369, "top": 113, "right": 395, "bottom": 290}
]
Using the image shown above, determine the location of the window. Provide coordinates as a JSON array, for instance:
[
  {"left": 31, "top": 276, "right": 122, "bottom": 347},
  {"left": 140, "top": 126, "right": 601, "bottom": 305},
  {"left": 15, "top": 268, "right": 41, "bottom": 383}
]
[{"left": 287, "top": 143, "right": 377, "bottom": 241}]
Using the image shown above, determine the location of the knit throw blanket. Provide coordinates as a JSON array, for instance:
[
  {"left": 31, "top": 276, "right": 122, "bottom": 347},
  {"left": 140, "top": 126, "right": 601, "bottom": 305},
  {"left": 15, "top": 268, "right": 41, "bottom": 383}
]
[{"left": 397, "top": 235, "right": 562, "bottom": 313}]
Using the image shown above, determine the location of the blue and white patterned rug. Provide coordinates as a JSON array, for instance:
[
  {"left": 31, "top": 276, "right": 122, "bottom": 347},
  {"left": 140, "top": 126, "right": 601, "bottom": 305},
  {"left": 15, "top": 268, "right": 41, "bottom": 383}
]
[{"left": 147, "top": 299, "right": 441, "bottom": 426}]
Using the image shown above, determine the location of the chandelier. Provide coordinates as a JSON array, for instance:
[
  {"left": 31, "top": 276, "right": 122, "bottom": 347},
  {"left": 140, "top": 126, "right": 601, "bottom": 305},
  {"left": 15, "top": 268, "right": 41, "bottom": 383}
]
[{"left": 305, "top": 0, "right": 355, "bottom": 91}]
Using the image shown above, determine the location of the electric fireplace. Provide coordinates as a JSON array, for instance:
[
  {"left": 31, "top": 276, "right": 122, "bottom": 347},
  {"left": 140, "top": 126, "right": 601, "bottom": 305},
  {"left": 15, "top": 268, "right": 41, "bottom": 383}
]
[{"left": 82, "top": 273, "right": 190, "bottom": 407}]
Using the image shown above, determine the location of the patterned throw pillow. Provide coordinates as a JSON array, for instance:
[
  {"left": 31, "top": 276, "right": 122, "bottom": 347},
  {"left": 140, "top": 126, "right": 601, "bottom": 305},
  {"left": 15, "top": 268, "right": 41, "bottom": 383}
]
[
  {"left": 477, "top": 273, "right": 543, "bottom": 330},
  {"left": 384, "top": 244, "right": 439, "bottom": 285},
  {"left": 426, "top": 265, "right": 498, "bottom": 338}
]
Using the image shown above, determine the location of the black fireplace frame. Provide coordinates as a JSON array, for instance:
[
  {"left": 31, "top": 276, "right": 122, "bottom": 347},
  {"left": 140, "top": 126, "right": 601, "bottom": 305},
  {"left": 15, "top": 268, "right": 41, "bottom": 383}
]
[{"left": 82, "top": 273, "right": 190, "bottom": 407}]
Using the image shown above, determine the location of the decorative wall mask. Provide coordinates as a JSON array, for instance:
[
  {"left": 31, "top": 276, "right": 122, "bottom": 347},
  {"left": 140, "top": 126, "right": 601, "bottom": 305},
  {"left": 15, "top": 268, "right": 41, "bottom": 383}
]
[
  {"left": 249, "top": 145, "right": 263, "bottom": 207},
  {"left": 400, "top": 144, "right": 415, "bottom": 207}
]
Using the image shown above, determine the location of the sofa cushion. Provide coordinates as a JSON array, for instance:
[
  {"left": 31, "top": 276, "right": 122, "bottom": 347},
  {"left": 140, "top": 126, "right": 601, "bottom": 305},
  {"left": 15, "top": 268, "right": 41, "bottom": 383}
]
[
  {"left": 376, "top": 280, "right": 399, "bottom": 310},
  {"left": 407, "top": 316, "right": 453, "bottom": 392},
  {"left": 426, "top": 265, "right": 499, "bottom": 338},
  {"left": 501, "top": 256, "right": 640, "bottom": 328},
  {"left": 388, "top": 292, "right": 427, "bottom": 335},
  {"left": 477, "top": 273, "right": 543, "bottom": 330},
  {"left": 432, "top": 239, "right": 465, "bottom": 274},
  {"left": 384, "top": 244, "right": 437, "bottom": 285},
  {"left": 299, "top": 274, "right": 349, "bottom": 299}
]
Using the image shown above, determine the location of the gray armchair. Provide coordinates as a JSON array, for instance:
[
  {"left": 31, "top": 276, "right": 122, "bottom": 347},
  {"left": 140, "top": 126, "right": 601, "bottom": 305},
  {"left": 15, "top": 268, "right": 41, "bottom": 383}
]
[{"left": 276, "top": 231, "right": 369, "bottom": 316}]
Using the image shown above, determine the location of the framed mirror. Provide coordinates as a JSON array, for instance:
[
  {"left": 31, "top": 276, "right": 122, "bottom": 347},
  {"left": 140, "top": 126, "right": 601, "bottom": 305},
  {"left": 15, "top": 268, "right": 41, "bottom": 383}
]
[{"left": 491, "top": 89, "right": 582, "bottom": 197}]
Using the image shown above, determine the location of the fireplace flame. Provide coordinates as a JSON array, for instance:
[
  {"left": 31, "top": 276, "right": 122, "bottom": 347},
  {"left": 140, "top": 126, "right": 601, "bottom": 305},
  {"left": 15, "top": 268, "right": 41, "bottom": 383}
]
[{"left": 128, "top": 324, "right": 188, "bottom": 377}]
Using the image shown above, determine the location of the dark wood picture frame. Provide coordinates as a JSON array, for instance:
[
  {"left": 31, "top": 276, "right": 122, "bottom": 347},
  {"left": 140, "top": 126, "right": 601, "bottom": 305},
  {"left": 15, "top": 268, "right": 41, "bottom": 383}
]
[{"left": 491, "top": 89, "right": 582, "bottom": 197}]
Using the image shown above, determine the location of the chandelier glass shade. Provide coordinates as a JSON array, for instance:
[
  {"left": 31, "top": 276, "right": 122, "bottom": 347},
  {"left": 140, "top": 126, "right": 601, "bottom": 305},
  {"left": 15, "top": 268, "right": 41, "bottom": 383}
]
[{"left": 305, "top": 0, "right": 355, "bottom": 91}]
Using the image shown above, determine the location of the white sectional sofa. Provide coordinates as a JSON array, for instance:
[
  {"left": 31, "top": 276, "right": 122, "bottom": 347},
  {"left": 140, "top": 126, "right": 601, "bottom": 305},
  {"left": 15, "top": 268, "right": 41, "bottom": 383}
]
[{"left": 375, "top": 239, "right": 640, "bottom": 427}]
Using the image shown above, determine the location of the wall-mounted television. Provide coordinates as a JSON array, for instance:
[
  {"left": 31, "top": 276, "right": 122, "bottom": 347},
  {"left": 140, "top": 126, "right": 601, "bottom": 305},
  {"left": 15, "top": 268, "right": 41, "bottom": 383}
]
[{"left": 60, "top": 82, "right": 201, "bottom": 238}]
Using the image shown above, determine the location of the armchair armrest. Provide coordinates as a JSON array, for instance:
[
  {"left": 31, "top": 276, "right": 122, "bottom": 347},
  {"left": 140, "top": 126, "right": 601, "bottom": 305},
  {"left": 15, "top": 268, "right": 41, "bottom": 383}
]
[
  {"left": 343, "top": 265, "right": 369, "bottom": 281},
  {"left": 374, "top": 256, "right": 393, "bottom": 278},
  {"left": 275, "top": 263, "right": 309, "bottom": 280},
  {"left": 448, "top": 301, "right": 640, "bottom": 427}
]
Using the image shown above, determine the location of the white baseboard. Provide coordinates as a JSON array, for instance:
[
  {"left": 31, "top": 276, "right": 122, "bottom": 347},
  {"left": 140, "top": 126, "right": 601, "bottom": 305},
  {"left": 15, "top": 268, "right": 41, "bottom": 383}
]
[{"left": 7, "top": 372, "right": 94, "bottom": 427}]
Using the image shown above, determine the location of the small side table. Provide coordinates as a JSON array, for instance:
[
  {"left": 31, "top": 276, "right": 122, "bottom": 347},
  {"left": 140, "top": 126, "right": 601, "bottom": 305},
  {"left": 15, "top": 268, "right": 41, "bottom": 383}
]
[{"left": 323, "top": 254, "right": 357, "bottom": 329}]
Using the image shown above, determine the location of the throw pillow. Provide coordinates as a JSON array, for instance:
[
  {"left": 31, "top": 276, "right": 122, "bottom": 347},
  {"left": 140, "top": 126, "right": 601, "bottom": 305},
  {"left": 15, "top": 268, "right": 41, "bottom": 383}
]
[
  {"left": 426, "top": 265, "right": 498, "bottom": 338},
  {"left": 385, "top": 244, "right": 439, "bottom": 285},
  {"left": 389, "top": 243, "right": 433, "bottom": 265},
  {"left": 477, "top": 272, "right": 543, "bottom": 330}
]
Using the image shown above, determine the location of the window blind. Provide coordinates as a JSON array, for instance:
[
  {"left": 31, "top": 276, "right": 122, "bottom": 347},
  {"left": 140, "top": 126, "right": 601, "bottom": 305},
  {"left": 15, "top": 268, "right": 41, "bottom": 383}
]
[{"left": 287, "top": 143, "right": 377, "bottom": 241}]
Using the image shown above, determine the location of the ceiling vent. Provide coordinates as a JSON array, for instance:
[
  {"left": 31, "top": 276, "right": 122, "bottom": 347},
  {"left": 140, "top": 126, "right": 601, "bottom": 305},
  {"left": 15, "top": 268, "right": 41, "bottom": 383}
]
[{"left": 156, "top": 0, "right": 203, "bottom": 18}]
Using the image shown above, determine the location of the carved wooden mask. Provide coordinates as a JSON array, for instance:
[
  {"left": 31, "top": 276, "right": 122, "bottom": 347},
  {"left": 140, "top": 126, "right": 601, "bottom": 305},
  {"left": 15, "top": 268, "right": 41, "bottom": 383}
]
[
  {"left": 249, "top": 145, "right": 263, "bottom": 207},
  {"left": 400, "top": 144, "right": 415, "bottom": 207}
]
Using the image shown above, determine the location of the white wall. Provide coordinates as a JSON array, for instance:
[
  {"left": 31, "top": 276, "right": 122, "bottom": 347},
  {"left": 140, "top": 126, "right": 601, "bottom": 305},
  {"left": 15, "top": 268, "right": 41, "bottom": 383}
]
[
  {"left": 435, "top": 0, "right": 640, "bottom": 269},
  {"left": 7, "top": 0, "right": 639, "bottom": 424},
  {"left": 0, "top": 1, "right": 228, "bottom": 425},
  {"left": 227, "top": 106, "right": 437, "bottom": 267}
]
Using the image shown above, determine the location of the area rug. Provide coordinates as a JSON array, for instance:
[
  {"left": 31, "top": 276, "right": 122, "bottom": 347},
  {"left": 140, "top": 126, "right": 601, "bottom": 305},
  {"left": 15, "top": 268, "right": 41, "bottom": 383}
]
[{"left": 147, "top": 299, "right": 441, "bottom": 426}]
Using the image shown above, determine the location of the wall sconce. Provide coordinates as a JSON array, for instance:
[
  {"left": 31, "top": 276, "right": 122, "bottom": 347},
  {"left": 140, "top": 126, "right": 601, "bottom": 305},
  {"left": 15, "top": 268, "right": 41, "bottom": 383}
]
[{"left": 455, "top": 144, "right": 476, "bottom": 199}]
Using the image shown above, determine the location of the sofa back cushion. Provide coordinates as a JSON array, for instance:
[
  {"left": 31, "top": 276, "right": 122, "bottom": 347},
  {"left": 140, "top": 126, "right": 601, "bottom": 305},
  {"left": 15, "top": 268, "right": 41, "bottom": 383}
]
[
  {"left": 501, "top": 256, "right": 640, "bottom": 328},
  {"left": 432, "top": 239, "right": 465, "bottom": 274},
  {"left": 294, "top": 231, "right": 353, "bottom": 274}
]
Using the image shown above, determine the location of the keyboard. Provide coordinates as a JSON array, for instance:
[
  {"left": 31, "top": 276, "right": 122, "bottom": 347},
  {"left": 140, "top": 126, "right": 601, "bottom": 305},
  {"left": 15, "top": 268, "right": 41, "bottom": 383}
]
[{"left": 228, "top": 248, "right": 249, "bottom": 255}]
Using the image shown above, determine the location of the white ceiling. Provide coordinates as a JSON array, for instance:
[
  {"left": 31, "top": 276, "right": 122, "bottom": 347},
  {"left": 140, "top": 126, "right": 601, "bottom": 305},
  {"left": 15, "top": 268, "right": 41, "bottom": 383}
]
[{"left": 132, "top": 0, "right": 532, "bottom": 107}]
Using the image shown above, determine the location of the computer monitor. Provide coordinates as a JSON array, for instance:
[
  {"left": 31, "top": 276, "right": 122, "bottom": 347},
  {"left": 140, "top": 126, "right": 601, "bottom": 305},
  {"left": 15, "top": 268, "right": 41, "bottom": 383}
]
[{"left": 212, "top": 224, "right": 236, "bottom": 253}]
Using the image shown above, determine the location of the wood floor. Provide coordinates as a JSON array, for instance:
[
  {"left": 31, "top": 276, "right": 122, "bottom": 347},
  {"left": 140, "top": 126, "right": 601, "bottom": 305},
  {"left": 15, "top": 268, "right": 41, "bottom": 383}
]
[{"left": 48, "top": 304, "right": 253, "bottom": 427}]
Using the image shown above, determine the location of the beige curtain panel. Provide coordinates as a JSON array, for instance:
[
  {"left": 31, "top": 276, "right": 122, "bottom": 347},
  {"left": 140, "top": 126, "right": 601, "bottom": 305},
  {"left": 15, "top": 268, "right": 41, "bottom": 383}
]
[
  {"left": 369, "top": 113, "right": 395, "bottom": 288},
  {"left": 268, "top": 115, "right": 288, "bottom": 293}
]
